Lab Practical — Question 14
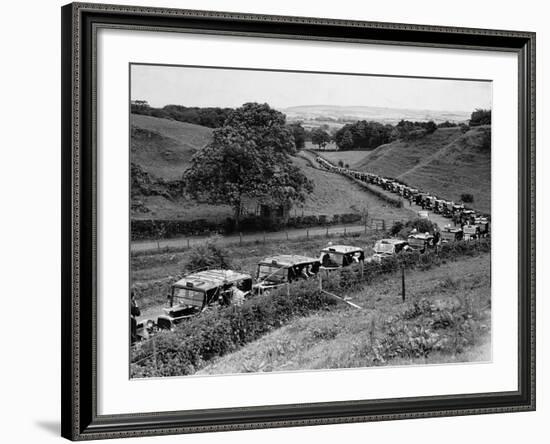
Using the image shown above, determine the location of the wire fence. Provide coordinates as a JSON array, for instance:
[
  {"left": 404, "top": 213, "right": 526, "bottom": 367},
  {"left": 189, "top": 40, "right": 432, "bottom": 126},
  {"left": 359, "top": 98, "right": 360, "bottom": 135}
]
[{"left": 131, "top": 217, "right": 407, "bottom": 253}]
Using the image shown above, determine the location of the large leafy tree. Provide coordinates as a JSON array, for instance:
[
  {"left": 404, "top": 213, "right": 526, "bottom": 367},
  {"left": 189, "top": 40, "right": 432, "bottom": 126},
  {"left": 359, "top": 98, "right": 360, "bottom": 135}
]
[{"left": 184, "top": 103, "right": 313, "bottom": 229}]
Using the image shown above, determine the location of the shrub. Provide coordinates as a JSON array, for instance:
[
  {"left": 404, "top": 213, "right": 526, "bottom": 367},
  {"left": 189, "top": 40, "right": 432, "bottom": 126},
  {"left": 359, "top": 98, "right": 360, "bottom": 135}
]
[
  {"left": 460, "top": 193, "right": 474, "bottom": 203},
  {"left": 184, "top": 237, "right": 233, "bottom": 272},
  {"left": 390, "top": 221, "right": 405, "bottom": 236}
]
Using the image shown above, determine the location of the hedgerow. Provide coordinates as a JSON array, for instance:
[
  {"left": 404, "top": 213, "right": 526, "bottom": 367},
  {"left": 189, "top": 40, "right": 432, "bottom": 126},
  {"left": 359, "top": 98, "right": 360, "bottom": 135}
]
[
  {"left": 131, "top": 212, "right": 363, "bottom": 240},
  {"left": 131, "top": 280, "right": 336, "bottom": 378}
]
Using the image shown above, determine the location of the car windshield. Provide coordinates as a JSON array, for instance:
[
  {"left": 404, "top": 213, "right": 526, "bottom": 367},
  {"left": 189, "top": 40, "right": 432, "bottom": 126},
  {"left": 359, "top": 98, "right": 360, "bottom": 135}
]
[
  {"left": 374, "top": 242, "right": 394, "bottom": 254},
  {"left": 409, "top": 237, "right": 426, "bottom": 246},
  {"left": 320, "top": 252, "right": 344, "bottom": 267},
  {"left": 173, "top": 287, "right": 204, "bottom": 308},
  {"left": 258, "top": 264, "right": 287, "bottom": 283}
]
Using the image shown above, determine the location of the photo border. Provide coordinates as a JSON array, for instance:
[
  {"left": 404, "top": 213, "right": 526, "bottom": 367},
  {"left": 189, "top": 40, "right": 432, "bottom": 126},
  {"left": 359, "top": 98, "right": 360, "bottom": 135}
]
[{"left": 61, "top": 2, "right": 535, "bottom": 440}]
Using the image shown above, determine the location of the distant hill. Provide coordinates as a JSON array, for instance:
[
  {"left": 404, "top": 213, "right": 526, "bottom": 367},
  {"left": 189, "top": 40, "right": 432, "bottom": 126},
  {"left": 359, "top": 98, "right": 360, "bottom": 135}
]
[
  {"left": 351, "top": 126, "right": 491, "bottom": 214},
  {"left": 131, "top": 114, "right": 213, "bottom": 181},
  {"left": 281, "top": 105, "right": 470, "bottom": 126}
]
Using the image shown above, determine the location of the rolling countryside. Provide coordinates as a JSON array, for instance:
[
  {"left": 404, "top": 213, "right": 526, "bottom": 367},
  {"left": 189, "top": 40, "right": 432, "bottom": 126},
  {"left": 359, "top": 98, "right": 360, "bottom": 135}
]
[
  {"left": 319, "top": 126, "right": 491, "bottom": 214},
  {"left": 130, "top": 113, "right": 415, "bottom": 222}
]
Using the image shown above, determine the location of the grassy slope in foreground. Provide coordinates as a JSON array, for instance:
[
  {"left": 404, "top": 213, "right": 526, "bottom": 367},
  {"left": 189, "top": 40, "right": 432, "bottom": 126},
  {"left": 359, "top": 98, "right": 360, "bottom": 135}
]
[{"left": 197, "top": 253, "right": 491, "bottom": 374}]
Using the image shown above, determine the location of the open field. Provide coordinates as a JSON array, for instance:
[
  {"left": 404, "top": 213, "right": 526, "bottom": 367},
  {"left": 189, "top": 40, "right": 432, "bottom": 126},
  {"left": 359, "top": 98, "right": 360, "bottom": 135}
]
[
  {"left": 292, "top": 155, "right": 415, "bottom": 218},
  {"left": 197, "top": 253, "right": 491, "bottom": 374}
]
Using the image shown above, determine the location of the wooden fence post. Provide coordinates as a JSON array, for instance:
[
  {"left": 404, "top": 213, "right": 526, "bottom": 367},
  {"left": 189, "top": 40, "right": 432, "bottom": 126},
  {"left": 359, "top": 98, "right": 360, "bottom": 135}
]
[
  {"left": 401, "top": 266, "right": 406, "bottom": 302},
  {"left": 152, "top": 335, "right": 158, "bottom": 372},
  {"left": 239, "top": 232, "right": 242, "bottom": 245}
]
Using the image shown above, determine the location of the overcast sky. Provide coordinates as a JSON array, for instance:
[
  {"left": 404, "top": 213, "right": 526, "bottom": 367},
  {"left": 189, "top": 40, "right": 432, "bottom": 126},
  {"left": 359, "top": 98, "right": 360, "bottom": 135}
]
[{"left": 131, "top": 64, "right": 492, "bottom": 112}]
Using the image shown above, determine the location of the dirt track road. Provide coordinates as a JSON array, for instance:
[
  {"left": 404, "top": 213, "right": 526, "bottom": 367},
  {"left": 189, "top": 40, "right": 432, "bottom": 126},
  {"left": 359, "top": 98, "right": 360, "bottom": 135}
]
[{"left": 131, "top": 223, "right": 372, "bottom": 253}]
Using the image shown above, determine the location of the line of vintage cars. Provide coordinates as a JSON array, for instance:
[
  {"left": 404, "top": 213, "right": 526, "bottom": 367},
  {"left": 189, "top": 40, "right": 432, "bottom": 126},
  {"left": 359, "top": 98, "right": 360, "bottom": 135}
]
[
  {"left": 315, "top": 156, "right": 490, "bottom": 240},
  {"left": 132, "top": 226, "right": 475, "bottom": 342}
]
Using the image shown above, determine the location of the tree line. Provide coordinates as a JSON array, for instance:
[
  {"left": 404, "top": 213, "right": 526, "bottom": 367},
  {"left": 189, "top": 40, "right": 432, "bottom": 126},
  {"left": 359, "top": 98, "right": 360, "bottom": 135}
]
[
  {"left": 131, "top": 101, "right": 234, "bottom": 128},
  {"left": 309, "top": 108, "right": 491, "bottom": 150}
]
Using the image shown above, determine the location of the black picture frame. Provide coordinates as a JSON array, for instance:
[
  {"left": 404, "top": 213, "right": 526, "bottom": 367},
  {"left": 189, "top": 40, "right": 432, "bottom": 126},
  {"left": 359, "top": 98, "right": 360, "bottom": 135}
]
[{"left": 61, "top": 2, "right": 536, "bottom": 440}]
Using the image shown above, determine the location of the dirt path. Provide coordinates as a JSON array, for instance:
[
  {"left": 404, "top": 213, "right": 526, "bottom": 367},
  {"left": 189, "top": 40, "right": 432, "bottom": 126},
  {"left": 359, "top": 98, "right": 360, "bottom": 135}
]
[{"left": 131, "top": 223, "right": 375, "bottom": 252}]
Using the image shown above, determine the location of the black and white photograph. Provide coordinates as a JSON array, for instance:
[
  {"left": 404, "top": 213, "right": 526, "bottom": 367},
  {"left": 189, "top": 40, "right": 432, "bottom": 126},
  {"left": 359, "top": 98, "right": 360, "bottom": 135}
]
[{"left": 129, "top": 65, "right": 492, "bottom": 378}]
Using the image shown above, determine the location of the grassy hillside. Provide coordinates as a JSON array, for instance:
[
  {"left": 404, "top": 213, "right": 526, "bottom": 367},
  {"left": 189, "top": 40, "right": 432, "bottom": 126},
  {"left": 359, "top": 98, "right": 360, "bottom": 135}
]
[
  {"left": 131, "top": 114, "right": 416, "bottom": 222},
  {"left": 131, "top": 113, "right": 213, "bottom": 180},
  {"left": 317, "top": 127, "right": 491, "bottom": 214},
  {"left": 292, "top": 156, "right": 415, "bottom": 219},
  {"left": 354, "top": 127, "right": 465, "bottom": 177},
  {"left": 197, "top": 253, "right": 491, "bottom": 374},
  {"left": 398, "top": 127, "right": 491, "bottom": 214}
]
